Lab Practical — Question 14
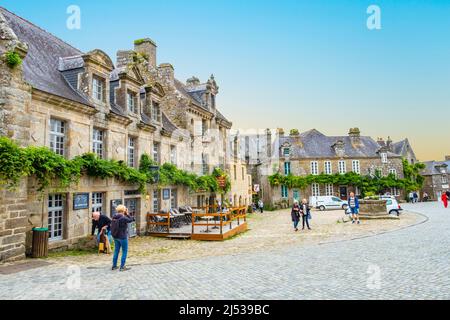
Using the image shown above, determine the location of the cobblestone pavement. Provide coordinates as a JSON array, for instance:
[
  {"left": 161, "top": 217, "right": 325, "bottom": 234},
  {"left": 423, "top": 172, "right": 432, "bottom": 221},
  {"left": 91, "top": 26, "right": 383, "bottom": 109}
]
[{"left": 1, "top": 202, "right": 449, "bottom": 300}]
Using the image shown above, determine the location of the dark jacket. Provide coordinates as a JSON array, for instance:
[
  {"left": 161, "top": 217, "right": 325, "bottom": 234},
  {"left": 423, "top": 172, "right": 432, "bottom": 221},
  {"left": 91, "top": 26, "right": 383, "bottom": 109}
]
[
  {"left": 300, "top": 203, "right": 311, "bottom": 216},
  {"left": 291, "top": 204, "right": 300, "bottom": 221},
  {"left": 91, "top": 215, "right": 112, "bottom": 236},
  {"left": 446, "top": 191, "right": 450, "bottom": 199},
  {"left": 111, "top": 214, "right": 135, "bottom": 240}
]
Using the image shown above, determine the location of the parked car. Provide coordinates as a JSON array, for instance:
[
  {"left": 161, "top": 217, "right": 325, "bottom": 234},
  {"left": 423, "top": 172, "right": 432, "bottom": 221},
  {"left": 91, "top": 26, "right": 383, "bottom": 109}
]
[
  {"left": 385, "top": 197, "right": 403, "bottom": 216},
  {"left": 309, "top": 196, "right": 348, "bottom": 211}
]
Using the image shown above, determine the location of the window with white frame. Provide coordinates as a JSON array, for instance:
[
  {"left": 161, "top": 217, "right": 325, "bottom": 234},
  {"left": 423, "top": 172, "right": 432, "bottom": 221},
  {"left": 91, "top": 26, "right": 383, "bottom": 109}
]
[
  {"left": 202, "top": 154, "right": 209, "bottom": 175},
  {"left": 352, "top": 160, "right": 361, "bottom": 174},
  {"left": 48, "top": 194, "right": 64, "bottom": 241},
  {"left": 127, "top": 91, "right": 137, "bottom": 113},
  {"left": 389, "top": 168, "right": 398, "bottom": 178},
  {"left": 391, "top": 187, "right": 400, "bottom": 196},
  {"left": 338, "top": 160, "right": 347, "bottom": 174},
  {"left": 324, "top": 161, "right": 332, "bottom": 175},
  {"left": 92, "top": 75, "right": 105, "bottom": 102},
  {"left": 92, "top": 129, "right": 104, "bottom": 159},
  {"left": 442, "top": 175, "right": 448, "bottom": 184},
  {"left": 381, "top": 152, "right": 388, "bottom": 163},
  {"left": 325, "top": 184, "right": 333, "bottom": 196},
  {"left": 170, "top": 145, "right": 177, "bottom": 165},
  {"left": 355, "top": 186, "right": 361, "bottom": 196},
  {"left": 91, "top": 192, "right": 104, "bottom": 214},
  {"left": 283, "top": 148, "right": 290, "bottom": 157},
  {"left": 284, "top": 162, "right": 291, "bottom": 175},
  {"left": 128, "top": 137, "right": 136, "bottom": 167},
  {"left": 311, "top": 161, "right": 319, "bottom": 175},
  {"left": 281, "top": 185, "right": 289, "bottom": 198},
  {"left": 152, "top": 102, "right": 161, "bottom": 123},
  {"left": 312, "top": 183, "right": 320, "bottom": 196},
  {"left": 50, "top": 119, "right": 66, "bottom": 156},
  {"left": 153, "top": 142, "right": 160, "bottom": 164},
  {"left": 153, "top": 190, "right": 159, "bottom": 213}
]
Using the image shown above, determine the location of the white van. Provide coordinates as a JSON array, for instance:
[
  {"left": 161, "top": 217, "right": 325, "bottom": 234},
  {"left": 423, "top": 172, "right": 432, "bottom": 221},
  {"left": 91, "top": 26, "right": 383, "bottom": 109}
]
[
  {"left": 384, "top": 197, "right": 403, "bottom": 216},
  {"left": 309, "top": 196, "right": 348, "bottom": 211}
]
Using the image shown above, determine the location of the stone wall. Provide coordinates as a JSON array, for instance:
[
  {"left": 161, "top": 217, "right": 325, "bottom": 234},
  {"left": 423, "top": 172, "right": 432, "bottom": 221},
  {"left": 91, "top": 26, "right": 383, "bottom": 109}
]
[{"left": 0, "top": 11, "right": 31, "bottom": 262}]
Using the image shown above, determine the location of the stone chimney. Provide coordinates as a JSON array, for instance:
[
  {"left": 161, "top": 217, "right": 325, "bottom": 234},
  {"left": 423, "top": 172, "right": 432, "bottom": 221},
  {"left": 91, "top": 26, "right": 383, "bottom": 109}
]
[
  {"left": 266, "top": 128, "right": 272, "bottom": 158},
  {"left": 158, "top": 63, "right": 174, "bottom": 84},
  {"left": 134, "top": 38, "right": 157, "bottom": 68},
  {"left": 349, "top": 127, "right": 361, "bottom": 145},
  {"left": 386, "top": 136, "right": 393, "bottom": 152}
]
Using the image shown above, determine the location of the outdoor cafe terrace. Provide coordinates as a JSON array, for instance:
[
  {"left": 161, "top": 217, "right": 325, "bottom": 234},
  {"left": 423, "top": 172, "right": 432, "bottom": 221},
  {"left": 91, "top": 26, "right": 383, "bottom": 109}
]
[{"left": 147, "top": 206, "right": 248, "bottom": 241}]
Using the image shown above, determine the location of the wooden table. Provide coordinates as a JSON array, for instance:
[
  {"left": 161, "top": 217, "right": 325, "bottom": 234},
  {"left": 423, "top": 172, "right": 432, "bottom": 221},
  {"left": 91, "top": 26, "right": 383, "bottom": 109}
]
[{"left": 200, "top": 216, "right": 214, "bottom": 233}]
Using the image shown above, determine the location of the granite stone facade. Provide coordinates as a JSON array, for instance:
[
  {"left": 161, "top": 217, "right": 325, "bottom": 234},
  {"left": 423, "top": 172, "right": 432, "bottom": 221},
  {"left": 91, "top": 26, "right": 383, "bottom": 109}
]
[{"left": 0, "top": 7, "right": 248, "bottom": 262}]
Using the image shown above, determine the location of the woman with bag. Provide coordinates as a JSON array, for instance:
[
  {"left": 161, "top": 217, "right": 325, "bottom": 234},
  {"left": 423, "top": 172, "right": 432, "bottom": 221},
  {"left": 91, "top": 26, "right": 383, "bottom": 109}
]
[{"left": 291, "top": 201, "right": 301, "bottom": 232}]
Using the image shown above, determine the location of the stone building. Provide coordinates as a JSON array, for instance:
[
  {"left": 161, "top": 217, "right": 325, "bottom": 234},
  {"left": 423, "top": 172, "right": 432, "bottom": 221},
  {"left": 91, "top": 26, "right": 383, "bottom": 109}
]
[
  {"left": 238, "top": 128, "right": 408, "bottom": 208},
  {"left": 0, "top": 7, "right": 247, "bottom": 262},
  {"left": 420, "top": 157, "right": 450, "bottom": 201},
  {"left": 377, "top": 137, "right": 418, "bottom": 164}
]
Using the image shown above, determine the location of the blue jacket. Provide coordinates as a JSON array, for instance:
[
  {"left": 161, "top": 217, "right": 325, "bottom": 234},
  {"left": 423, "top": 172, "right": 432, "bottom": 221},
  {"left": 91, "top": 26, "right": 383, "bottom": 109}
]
[{"left": 348, "top": 197, "right": 359, "bottom": 209}]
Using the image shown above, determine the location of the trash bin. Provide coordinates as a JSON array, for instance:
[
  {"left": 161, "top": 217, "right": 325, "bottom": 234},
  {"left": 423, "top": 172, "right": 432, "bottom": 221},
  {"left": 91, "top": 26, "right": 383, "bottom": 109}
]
[{"left": 32, "top": 228, "right": 49, "bottom": 258}]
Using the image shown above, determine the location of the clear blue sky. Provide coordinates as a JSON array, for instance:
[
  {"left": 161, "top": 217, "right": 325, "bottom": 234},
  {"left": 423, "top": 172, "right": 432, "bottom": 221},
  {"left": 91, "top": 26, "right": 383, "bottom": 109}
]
[{"left": 2, "top": 0, "right": 450, "bottom": 160}]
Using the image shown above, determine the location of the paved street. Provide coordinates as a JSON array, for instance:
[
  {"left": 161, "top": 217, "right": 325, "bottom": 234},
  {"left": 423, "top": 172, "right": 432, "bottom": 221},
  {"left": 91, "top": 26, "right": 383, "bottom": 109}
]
[{"left": 1, "top": 202, "right": 449, "bottom": 300}]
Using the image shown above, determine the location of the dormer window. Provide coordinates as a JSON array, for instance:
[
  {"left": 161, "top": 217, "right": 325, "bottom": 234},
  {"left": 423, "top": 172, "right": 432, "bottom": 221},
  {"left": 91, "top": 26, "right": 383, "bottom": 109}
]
[
  {"left": 283, "top": 148, "right": 290, "bottom": 157},
  {"left": 381, "top": 152, "right": 388, "bottom": 163},
  {"left": 92, "top": 75, "right": 105, "bottom": 102},
  {"left": 152, "top": 102, "right": 161, "bottom": 123},
  {"left": 127, "top": 91, "right": 137, "bottom": 113}
]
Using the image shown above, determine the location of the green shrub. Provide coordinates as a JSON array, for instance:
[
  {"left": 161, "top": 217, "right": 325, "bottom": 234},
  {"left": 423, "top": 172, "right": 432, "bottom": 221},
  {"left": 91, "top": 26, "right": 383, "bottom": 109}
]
[{"left": 5, "top": 51, "right": 22, "bottom": 68}]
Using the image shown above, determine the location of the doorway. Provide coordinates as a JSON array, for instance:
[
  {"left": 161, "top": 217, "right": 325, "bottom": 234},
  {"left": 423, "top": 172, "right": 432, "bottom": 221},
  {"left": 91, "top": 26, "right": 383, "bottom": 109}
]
[
  {"left": 339, "top": 186, "right": 348, "bottom": 200},
  {"left": 125, "top": 198, "right": 139, "bottom": 237}
]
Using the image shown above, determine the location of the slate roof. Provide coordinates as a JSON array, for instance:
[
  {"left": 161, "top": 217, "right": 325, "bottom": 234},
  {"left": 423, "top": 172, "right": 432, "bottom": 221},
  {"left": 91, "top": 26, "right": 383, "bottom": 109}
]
[
  {"left": 392, "top": 139, "right": 416, "bottom": 159},
  {"left": 421, "top": 161, "right": 450, "bottom": 176},
  {"left": 280, "top": 129, "right": 400, "bottom": 159},
  {"left": 0, "top": 7, "right": 92, "bottom": 106}
]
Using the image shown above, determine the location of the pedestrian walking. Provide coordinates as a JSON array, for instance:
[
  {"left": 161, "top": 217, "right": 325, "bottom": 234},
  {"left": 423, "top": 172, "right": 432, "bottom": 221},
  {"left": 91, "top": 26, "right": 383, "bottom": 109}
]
[
  {"left": 258, "top": 199, "right": 264, "bottom": 213},
  {"left": 300, "top": 199, "right": 311, "bottom": 230},
  {"left": 423, "top": 192, "right": 429, "bottom": 202},
  {"left": 291, "top": 201, "right": 301, "bottom": 232},
  {"left": 348, "top": 192, "right": 360, "bottom": 224},
  {"left": 413, "top": 191, "right": 419, "bottom": 203},
  {"left": 442, "top": 191, "right": 449, "bottom": 209},
  {"left": 446, "top": 190, "right": 450, "bottom": 203},
  {"left": 408, "top": 192, "right": 414, "bottom": 203},
  {"left": 111, "top": 205, "right": 135, "bottom": 272}
]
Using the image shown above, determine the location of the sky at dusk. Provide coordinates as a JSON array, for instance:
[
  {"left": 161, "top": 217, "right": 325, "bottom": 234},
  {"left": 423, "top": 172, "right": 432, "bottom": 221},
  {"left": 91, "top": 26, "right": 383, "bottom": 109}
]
[{"left": 2, "top": 0, "right": 450, "bottom": 161}]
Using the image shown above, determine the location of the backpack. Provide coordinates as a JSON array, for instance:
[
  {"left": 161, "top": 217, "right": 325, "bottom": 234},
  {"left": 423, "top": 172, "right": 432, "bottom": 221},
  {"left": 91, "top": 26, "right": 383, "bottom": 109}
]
[{"left": 110, "top": 216, "right": 121, "bottom": 239}]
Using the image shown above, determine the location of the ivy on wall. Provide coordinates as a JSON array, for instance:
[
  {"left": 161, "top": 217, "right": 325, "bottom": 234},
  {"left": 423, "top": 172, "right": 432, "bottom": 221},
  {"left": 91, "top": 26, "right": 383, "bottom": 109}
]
[
  {"left": 0, "top": 137, "right": 231, "bottom": 195},
  {"left": 268, "top": 160, "right": 426, "bottom": 196}
]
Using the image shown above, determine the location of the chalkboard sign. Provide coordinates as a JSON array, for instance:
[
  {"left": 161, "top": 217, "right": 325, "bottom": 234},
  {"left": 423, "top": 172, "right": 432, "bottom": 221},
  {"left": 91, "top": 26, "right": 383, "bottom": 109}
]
[
  {"left": 111, "top": 199, "right": 123, "bottom": 216},
  {"left": 73, "top": 193, "right": 89, "bottom": 210}
]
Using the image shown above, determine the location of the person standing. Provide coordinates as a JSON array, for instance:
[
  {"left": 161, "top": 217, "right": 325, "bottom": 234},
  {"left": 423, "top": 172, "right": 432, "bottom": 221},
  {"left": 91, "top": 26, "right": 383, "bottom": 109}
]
[
  {"left": 408, "top": 192, "right": 414, "bottom": 203},
  {"left": 348, "top": 192, "right": 360, "bottom": 224},
  {"left": 423, "top": 192, "right": 429, "bottom": 202},
  {"left": 258, "top": 199, "right": 264, "bottom": 213},
  {"left": 300, "top": 199, "right": 311, "bottom": 230},
  {"left": 442, "top": 191, "right": 449, "bottom": 209},
  {"left": 291, "top": 201, "right": 301, "bottom": 232},
  {"left": 413, "top": 192, "right": 419, "bottom": 203},
  {"left": 111, "top": 205, "right": 135, "bottom": 272},
  {"left": 446, "top": 190, "right": 450, "bottom": 204}
]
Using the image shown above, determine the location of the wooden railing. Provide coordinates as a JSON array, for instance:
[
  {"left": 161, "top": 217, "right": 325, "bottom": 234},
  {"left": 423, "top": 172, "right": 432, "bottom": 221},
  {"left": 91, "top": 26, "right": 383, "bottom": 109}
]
[
  {"left": 147, "top": 212, "right": 170, "bottom": 234},
  {"left": 147, "top": 206, "right": 248, "bottom": 236},
  {"left": 191, "top": 206, "right": 247, "bottom": 235}
]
